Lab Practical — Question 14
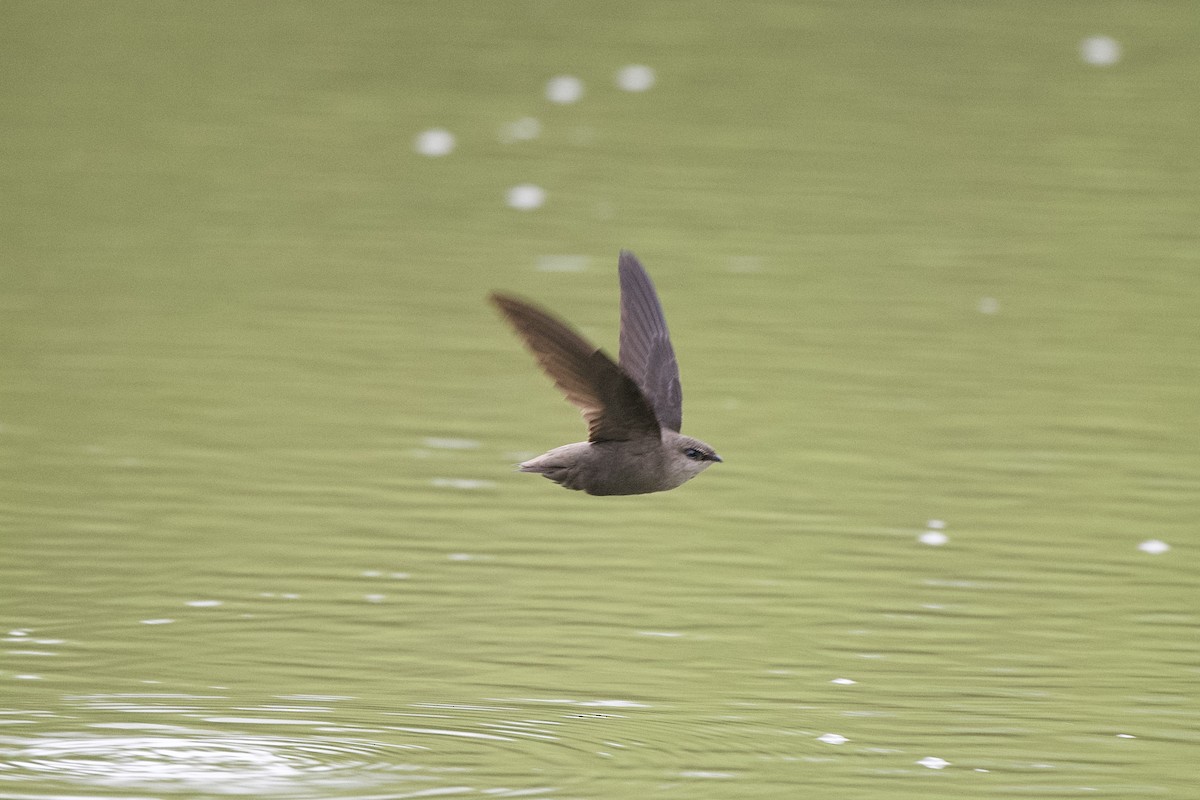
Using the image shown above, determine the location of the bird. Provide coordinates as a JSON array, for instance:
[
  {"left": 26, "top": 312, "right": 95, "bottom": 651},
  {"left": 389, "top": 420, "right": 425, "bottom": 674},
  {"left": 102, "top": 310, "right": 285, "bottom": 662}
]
[{"left": 490, "top": 250, "right": 721, "bottom": 495}]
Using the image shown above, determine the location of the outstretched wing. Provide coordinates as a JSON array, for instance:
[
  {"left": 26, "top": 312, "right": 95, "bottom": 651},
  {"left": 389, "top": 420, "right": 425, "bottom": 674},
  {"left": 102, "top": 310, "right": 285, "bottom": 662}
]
[
  {"left": 617, "top": 251, "right": 683, "bottom": 432},
  {"left": 491, "top": 293, "right": 662, "bottom": 443}
]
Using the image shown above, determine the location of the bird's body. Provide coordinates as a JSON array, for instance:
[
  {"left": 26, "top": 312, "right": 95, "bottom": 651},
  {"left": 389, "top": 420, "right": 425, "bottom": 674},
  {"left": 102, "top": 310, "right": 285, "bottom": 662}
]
[
  {"left": 490, "top": 251, "right": 720, "bottom": 496},
  {"left": 518, "top": 431, "right": 717, "bottom": 495}
]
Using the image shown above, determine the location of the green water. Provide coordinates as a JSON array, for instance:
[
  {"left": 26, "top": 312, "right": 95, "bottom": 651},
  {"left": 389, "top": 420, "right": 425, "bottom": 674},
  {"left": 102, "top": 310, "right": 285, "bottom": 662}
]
[{"left": 3, "top": 2, "right": 1198, "bottom": 797}]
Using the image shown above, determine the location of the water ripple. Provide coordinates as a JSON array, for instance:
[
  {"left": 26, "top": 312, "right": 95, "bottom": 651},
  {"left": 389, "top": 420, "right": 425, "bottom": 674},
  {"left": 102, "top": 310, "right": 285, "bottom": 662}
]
[{"left": 0, "top": 725, "right": 438, "bottom": 797}]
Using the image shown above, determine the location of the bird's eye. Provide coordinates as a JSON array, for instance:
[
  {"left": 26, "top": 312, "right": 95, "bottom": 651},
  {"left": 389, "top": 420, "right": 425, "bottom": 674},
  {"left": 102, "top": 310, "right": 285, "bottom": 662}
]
[{"left": 684, "top": 447, "right": 704, "bottom": 460}]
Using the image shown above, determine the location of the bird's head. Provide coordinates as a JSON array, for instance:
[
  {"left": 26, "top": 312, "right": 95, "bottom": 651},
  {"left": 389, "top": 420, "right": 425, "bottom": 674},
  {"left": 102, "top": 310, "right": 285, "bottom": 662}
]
[{"left": 663, "top": 432, "right": 722, "bottom": 484}]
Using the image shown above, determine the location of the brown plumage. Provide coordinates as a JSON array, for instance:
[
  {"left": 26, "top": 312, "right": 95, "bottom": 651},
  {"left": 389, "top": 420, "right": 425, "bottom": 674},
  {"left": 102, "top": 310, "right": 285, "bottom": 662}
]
[{"left": 490, "top": 250, "right": 720, "bottom": 495}]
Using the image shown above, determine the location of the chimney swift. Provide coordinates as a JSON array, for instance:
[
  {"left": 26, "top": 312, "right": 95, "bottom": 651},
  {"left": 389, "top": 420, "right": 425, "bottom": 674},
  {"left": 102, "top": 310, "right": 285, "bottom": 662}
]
[{"left": 490, "top": 250, "right": 721, "bottom": 495}]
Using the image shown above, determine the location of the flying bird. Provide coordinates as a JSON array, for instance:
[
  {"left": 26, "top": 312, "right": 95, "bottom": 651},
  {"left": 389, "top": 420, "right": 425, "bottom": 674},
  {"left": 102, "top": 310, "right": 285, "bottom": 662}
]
[{"left": 490, "top": 250, "right": 721, "bottom": 495}]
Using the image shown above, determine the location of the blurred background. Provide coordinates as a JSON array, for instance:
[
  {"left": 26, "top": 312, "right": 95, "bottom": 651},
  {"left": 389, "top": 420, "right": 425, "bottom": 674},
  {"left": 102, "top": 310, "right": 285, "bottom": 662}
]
[{"left": 2, "top": 2, "right": 1197, "bottom": 797}]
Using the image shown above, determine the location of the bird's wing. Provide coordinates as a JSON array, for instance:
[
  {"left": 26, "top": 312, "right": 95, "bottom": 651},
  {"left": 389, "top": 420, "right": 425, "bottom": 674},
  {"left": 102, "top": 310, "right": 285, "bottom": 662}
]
[
  {"left": 617, "top": 251, "right": 684, "bottom": 432},
  {"left": 491, "top": 293, "right": 662, "bottom": 443}
]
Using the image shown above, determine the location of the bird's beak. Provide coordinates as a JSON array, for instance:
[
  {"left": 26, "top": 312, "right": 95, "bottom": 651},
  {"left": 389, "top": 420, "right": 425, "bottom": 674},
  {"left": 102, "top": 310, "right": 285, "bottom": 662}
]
[{"left": 710, "top": 453, "right": 723, "bottom": 463}]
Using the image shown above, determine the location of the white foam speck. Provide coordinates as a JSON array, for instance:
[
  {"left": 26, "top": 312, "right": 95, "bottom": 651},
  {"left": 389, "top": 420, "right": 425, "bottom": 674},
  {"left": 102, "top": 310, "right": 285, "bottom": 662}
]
[
  {"left": 364, "top": 594, "right": 386, "bottom": 604},
  {"left": 431, "top": 478, "right": 495, "bottom": 490},
  {"left": 1116, "top": 733, "right": 1136, "bottom": 739},
  {"left": 1080, "top": 36, "right": 1121, "bottom": 66},
  {"left": 917, "top": 756, "right": 950, "bottom": 769},
  {"left": 638, "top": 631, "right": 684, "bottom": 638},
  {"left": 414, "top": 128, "right": 455, "bottom": 157},
  {"left": 831, "top": 677, "right": 857, "bottom": 685},
  {"left": 140, "top": 618, "right": 175, "bottom": 625},
  {"left": 818, "top": 733, "right": 848, "bottom": 744},
  {"left": 546, "top": 75, "right": 584, "bottom": 104},
  {"left": 499, "top": 116, "right": 542, "bottom": 144},
  {"left": 615, "top": 64, "right": 656, "bottom": 92},
  {"left": 186, "top": 600, "right": 223, "bottom": 608},
  {"left": 536, "top": 254, "right": 589, "bottom": 272},
  {"left": 506, "top": 184, "right": 546, "bottom": 211},
  {"left": 919, "top": 530, "right": 949, "bottom": 546},
  {"left": 423, "top": 437, "right": 481, "bottom": 450},
  {"left": 926, "top": 519, "right": 946, "bottom": 529},
  {"left": 1138, "top": 539, "right": 1170, "bottom": 555}
]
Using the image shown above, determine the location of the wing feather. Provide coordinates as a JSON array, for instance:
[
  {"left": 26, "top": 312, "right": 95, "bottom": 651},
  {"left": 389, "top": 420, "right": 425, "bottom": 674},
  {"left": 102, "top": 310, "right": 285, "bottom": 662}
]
[
  {"left": 491, "top": 293, "right": 662, "bottom": 442},
  {"left": 618, "top": 251, "right": 684, "bottom": 432}
]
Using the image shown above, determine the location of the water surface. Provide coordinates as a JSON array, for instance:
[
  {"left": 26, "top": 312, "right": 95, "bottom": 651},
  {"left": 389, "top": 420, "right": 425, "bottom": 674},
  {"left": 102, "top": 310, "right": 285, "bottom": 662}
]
[{"left": 3, "top": 2, "right": 1198, "bottom": 797}]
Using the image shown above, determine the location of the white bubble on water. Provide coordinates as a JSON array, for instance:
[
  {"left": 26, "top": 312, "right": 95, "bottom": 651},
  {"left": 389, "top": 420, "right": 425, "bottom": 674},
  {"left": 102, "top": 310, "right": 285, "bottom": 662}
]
[
  {"left": 546, "top": 75, "right": 584, "bottom": 104},
  {"left": 499, "top": 116, "right": 542, "bottom": 144},
  {"left": 1138, "top": 539, "right": 1170, "bottom": 555},
  {"left": 536, "top": 254, "right": 589, "bottom": 272},
  {"left": 1080, "top": 36, "right": 1121, "bottom": 66},
  {"left": 413, "top": 128, "right": 455, "bottom": 157},
  {"left": 919, "top": 530, "right": 949, "bottom": 546},
  {"left": 615, "top": 64, "right": 656, "bottom": 92},
  {"left": 818, "top": 733, "right": 848, "bottom": 745},
  {"left": 431, "top": 478, "right": 496, "bottom": 490},
  {"left": 917, "top": 756, "right": 950, "bottom": 769},
  {"left": 423, "top": 437, "right": 481, "bottom": 450},
  {"left": 506, "top": 184, "right": 546, "bottom": 210}
]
